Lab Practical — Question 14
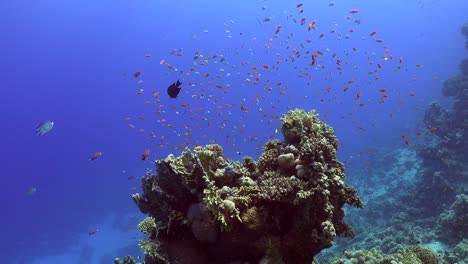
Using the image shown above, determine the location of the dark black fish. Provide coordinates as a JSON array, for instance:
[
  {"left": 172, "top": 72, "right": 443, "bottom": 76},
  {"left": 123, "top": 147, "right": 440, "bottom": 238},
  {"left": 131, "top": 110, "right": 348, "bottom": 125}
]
[{"left": 167, "top": 80, "right": 182, "bottom": 98}]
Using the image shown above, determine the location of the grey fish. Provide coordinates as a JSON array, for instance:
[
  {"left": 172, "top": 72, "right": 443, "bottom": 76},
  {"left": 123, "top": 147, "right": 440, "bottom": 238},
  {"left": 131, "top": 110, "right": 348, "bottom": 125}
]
[{"left": 36, "top": 120, "right": 54, "bottom": 136}]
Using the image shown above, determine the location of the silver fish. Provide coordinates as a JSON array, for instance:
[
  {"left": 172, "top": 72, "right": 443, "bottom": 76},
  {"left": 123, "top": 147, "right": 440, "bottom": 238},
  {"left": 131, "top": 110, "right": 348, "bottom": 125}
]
[{"left": 36, "top": 120, "right": 54, "bottom": 136}]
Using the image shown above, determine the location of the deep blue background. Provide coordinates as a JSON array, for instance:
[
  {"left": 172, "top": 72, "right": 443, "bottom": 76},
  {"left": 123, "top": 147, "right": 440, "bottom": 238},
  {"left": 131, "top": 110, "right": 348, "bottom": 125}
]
[{"left": 1, "top": 0, "right": 466, "bottom": 263}]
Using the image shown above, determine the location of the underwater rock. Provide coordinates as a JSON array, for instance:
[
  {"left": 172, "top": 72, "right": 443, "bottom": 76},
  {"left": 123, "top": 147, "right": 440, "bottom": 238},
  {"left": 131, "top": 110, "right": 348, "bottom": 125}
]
[
  {"left": 461, "top": 58, "right": 468, "bottom": 76},
  {"left": 423, "top": 102, "right": 452, "bottom": 138},
  {"left": 463, "top": 23, "right": 468, "bottom": 39},
  {"left": 442, "top": 74, "right": 467, "bottom": 97},
  {"left": 131, "top": 108, "right": 362, "bottom": 264},
  {"left": 437, "top": 193, "right": 468, "bottom": 244},
  {"left": 277, "top": 153, "right": 295, "bottom": 170}
]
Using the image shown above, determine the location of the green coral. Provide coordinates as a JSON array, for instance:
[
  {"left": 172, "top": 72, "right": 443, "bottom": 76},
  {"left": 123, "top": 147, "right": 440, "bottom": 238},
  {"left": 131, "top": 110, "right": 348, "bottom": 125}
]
[
  {"left": 137, "top": 217, "right": 158, "bottom": 236},
  {"left": 202, "top": 176, "right": 230, "bottom": 229},
  {"left": 194, "top": 144, "right": 225, "bottom": 180},
  {"left": 138, "top": 238, "right": 165, "bottom": 262},
  {"left": 113, "top": 256, "right": 139, "bottom": 264}
]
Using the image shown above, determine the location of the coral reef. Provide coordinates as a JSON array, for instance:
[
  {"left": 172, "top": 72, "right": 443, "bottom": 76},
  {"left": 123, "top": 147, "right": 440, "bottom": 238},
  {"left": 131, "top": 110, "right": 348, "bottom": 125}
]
[
  {"left": 329, "top": 246, "right": 445, "bottom": 264},
  {"left": 313, "top": 23, "right": 468, "bottom": 264},
  {"left": 437, "top": 193, "right": 468, "bottom": 244},
  {"left": 463, "top": 23, "right": 468, "bottom": 49},
  {"left": 444, "top": 239, "right": 468, "bottom": 263},
  {"left": 114, "top": 256, "right": 140, "bottom": 264},
  {"left": 415, "top": 23, "right": 468, "bottom": 218},
  {"left": 131, "top": 109, "right": 362, "bottom": 263}
]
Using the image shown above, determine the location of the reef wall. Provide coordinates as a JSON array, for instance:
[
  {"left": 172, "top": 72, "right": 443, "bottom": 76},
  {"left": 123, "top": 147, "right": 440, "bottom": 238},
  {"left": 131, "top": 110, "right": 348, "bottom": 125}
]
[
  {"left": 415, "top": 24, "right": 468, "bottom": 222},
  {"left": 130, "top": 109, "right": 362, "bottom": 264}
]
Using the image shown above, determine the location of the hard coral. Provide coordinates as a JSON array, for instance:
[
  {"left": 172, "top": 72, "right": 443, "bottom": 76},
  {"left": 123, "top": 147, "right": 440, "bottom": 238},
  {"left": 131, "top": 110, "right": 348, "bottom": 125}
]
[
  {"left": 258, "top": 145, "right": 280, "bottom": 173},
  {"left": 114, "top": 256, "right": 140, "bottom": 264},
  {"left": 132, "top": 109, "right": 362, "bottom": 263},
  {"left": 330, "top": 246, "right": 444, "bottom": 264},
  {"left": 437, "top": 193, "right": 468, "bottom": 244}
]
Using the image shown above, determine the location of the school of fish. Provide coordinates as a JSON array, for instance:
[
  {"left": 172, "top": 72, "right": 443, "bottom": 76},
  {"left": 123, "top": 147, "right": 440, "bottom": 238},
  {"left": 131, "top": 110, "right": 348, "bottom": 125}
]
[{"left": 122, "top": 2, "right": 434, "bottom": 160}]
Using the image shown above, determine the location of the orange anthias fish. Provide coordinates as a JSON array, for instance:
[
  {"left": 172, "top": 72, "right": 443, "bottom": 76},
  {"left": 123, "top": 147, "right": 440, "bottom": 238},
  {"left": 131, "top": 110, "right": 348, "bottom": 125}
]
[
  {"left": 88, "top": 229, "right": 98, "bottom": 236},
  {"left": 355, "top": 91, "right": 361, "bottom": 100},
  {"left": 141, "top": 149, "right": 150, "bottom": 160},
  {"left": 89, "top": 152, "right": 102, "bottom": 161}
]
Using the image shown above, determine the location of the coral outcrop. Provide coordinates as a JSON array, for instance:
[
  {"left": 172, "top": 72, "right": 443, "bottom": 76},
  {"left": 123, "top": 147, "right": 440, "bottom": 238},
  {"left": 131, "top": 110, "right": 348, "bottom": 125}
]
[
  {"left": 437, "top": 193, "right": 468, "bottom": 244},
  {"left": 415, "top": 24, "right": 468, "bottom": 218},
  {"left": 132, "top": 109, "right": 362, "bottom": 263}
]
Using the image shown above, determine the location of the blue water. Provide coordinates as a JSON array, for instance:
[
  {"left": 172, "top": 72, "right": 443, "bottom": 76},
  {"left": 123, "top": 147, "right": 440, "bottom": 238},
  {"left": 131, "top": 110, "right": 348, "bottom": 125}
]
[{"left": 1, "top": 0, "right": 467, "bottom": 263}]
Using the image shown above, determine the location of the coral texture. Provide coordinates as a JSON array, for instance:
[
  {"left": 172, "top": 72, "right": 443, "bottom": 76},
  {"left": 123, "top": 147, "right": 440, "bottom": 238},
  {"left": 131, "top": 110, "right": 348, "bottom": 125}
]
[
  {"left": 330, "top": 246, "right": 445, "bottom": 264},
  {"left": 132, "top": 109, "right": 362, "bottom": 263}
]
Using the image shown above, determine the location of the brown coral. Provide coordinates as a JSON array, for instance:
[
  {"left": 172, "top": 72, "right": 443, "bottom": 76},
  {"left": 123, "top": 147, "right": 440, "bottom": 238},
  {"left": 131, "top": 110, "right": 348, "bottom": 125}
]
[{"left": 131, "top": 108, "right": 362, "bottom": 264}]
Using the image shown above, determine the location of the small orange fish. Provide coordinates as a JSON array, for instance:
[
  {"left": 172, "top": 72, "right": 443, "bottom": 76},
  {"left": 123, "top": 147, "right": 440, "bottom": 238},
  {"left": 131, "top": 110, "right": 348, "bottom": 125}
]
[
  {"left": 355, "top": 91, "right": 361, "bottom": 100},
  {"left": 378, "top": 88, "right": 386, "bottom": 92},
  {"left": 369, "top": 31, "right": 377, "bottom": 37},
  {"left": 416, "top": 131, "right": 422, "bottom": 136},
  {"left": 133, "top": 71, "right": 141, "bottom": 78},
  {"left": 240, "top": 105, "right": 249, "bottom": 112},
  {"left": 349, "top": 9, "right": 359, "bottom": 13},
  {"left": 429, "top": 127, "right": 437, "bottom": 134},
  {"left": 88, "top": 229, "right": 98, "bottom": 236},
  {"left": 300, "top": 18, "right": 306, "bottom": 25},
  {"left": 141, "top": 149, "right": 150, "bottom": 160},
  {"left": 375, "top": 39, "right": 383, "bottom": 43},
  {"left": 90, "top": 152, "right": 102, "bottom": 161},
  {"left": 275, "top": 25, "right": 282, "bottom": 34},
  {"left": 296, "top": 2, "right": 303, "bottom": 8}
]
